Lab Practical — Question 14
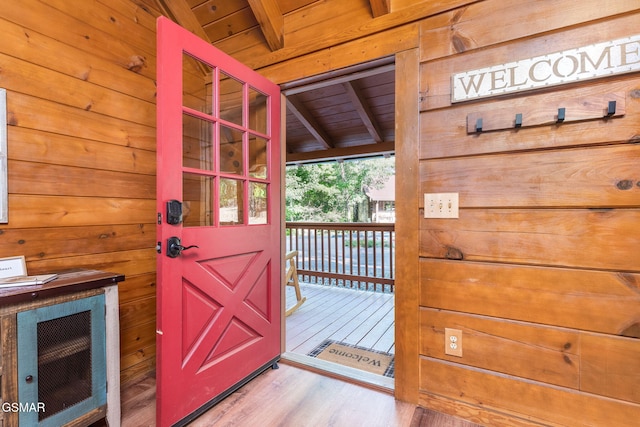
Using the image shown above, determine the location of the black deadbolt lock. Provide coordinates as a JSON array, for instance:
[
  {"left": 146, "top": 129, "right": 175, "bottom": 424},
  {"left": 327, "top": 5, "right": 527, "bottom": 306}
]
[{"left": 166, "top": 200, "right": 183, "bottom": 225}]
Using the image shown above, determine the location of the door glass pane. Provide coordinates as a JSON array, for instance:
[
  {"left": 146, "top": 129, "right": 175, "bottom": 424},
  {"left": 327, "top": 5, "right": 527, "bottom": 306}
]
[
  {"left": 219, "top": 125, "right": 243, "bottom": 175},
  {"left": 249, "top": 135, "right": 268, "bottom": 179},
  {"left": 219, "top": 71, "right": 243, "bottom": 125},
  {"left": 220, "top": 178, "right": 244, "bottom": 225},
  {"left": 183, "top": 114, "right": 213, "bottom": 170},
  {"left": 183, "top": 53, "right": 213, "bottom": 114},
  {"left": 248, "top": 87, "right": 267, "bottom": 134},
  {"left": 183, "top": 173, "right": 214, "bottom": 227},
  {"left": 249, "top": 182, "right": 268, "bottom": 224}
]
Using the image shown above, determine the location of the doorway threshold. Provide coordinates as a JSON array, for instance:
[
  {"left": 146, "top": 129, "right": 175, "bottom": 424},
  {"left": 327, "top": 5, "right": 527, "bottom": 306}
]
[{"left": 281, "top": 352, "right": 394, "bottom": 393}]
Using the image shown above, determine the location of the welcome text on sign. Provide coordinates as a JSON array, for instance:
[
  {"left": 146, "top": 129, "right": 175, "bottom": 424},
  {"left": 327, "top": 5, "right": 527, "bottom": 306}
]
[{"left": 452, "top": 35, "right": 640, "bottom": 102}]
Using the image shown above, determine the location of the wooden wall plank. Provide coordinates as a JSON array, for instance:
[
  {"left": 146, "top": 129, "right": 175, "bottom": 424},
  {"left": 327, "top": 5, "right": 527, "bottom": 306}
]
[
  {"left": 191, "top": 0, "right": 246, "bottom": 28},
  {"left": 8, "top": 127, "right": 156, "bottom": 175},
  {"left": 420, "top": 259, "right": 640, "bottom": 337},
  {"left": 420, "top": 209, "right": 640, "bottom": 271},
  {"left": 120, "top": 343, "right": 156, "bottom": 381},
  {"left": 419, "top": 358, "right": 640, "bottom": 426},
  {"left": 418, "top": 392, "right": 545, "bottom": 427},
  {"left": 25, "top": 248, "right": 156, "bottom": 277},
  {"left": 283, "top": 1, "right": 372, "bottom": 45},
  {"left": 419, "top": 79, "right": 640, "bottom": 159},
  {"left": 581, "top": 334, "right": 640, "bottom": 403},
  {"left": 120, "top": 320, "right": 156, "bottom": 359},
  {"left": 8, "top": 195, "right": 155, "bottom": 228},
  {"left": 420, "top": 145, "right": 640, "bottom": 208},
  {"left": 119, "top": 317, "right": 156, "bottom": 386},
  {"left": 0, "top": 225, "right": 154, "bottom": 262},
  {"left": 117, "top": 272, "right": 157, "bottom": 303},
  {"left": 419, "top": 11, "right": 640, "bottom": 110},
  {"left": 203, "top": 7, "right": 258, "bottom": 43},
  {"left": 419, "top": 0, "right": 640, "bottom": 61},
  {"left": 7, "top": 94, "right": 156, "bottom": 151},
  {"left": 420, "top": 308, "right": 580, "bottom": 389},
  {"left": 258, "top": 22, "right": 419, "bottom": 85},
  {"left": 120, "top": 295, "right": 156, "bottom": 327},
  {"left": 120, "top": 352, "right": 155, "bottom": 386},
  {"left": 8, "top": 161, "right": 155, "bottom": 199}
]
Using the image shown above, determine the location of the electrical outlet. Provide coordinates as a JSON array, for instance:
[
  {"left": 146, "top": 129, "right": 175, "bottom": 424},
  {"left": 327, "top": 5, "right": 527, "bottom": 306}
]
[
  {"left": 424, "top": 193, "right": 459, "bottom": 218},
  {"left": 444, "top": 328, "right": 463, "bottom": 357}
]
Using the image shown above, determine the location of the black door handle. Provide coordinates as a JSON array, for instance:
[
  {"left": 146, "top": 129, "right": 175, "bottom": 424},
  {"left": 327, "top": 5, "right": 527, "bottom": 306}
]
[{"left": 166, "top": 237, "right": 199, "bottom": 258}]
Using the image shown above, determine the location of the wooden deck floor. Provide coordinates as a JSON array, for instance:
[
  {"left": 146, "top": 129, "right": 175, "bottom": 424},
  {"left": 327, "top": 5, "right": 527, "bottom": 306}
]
[
  {"left": 285, "top": 282, "right": 395, "bottom": 385},
  {"left": 285, "top": 282, "right": 394, "bottom": 356}
]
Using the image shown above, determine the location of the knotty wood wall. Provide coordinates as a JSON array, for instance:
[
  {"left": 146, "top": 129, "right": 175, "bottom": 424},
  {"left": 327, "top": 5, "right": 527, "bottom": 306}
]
[
  {"left": 414, "top": 2, "right": 640, "bottom": 426},
  {"left": 0, "top": 0, "right": 161, "bottom": 385}
]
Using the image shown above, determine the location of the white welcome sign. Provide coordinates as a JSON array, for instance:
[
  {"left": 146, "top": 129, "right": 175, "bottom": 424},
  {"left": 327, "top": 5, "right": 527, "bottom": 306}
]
[{"left": 452, "top": 34, "right": 640, "bottom": 102}]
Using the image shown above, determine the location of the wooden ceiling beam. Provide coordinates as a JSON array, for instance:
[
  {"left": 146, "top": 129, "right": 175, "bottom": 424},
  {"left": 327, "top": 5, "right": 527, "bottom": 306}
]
[
  {"left": 369, "top": 0, "right": 390, "bottom": 18},
  {"left": 286, "top": 95, "right": 334, "bottom": 149},
  {"left": 342, "top": 81, "right": 384, "bottom": 143},
  {"left": 286, "top": 141, "right": 395, "bottom": 165},
  {"left": 156, "top": 0, "right": 212, "bottom": 43},
  {"left": 247, "top": 0, "right": 284, "bottom": 51},
  {"left": 282, "top": 63, "right": 395, "bottom": 96}
]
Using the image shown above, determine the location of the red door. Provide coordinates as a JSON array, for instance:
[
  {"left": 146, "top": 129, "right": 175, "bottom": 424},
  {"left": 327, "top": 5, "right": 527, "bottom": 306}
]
[{"left": 156, "top": 16, "right": 281, "bottom": 427}]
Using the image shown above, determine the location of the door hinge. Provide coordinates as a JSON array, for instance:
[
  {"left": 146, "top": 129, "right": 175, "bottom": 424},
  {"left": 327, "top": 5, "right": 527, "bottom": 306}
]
[{"left": 156, "top": 241, "right": 162, "bottom": 254}]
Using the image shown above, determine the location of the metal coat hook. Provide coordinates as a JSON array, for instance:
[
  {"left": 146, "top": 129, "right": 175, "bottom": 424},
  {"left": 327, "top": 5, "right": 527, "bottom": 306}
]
[
  {"left": 475, "top": 118, "right": 483, "bottom": 133},
  {"left": 515, "top": 113, "right": 523, "bottom": 128},
  {"left": 606, "top": 100, "right": 616, "bottom": 117},
  {"left": 556, "top": 107, "right": 565, "bottom": 123}
]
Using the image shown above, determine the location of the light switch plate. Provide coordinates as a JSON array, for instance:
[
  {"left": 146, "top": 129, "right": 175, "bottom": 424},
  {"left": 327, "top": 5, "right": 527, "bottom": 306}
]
[{"left": 424, "top": 193, "right": 459, "bottom": 218}]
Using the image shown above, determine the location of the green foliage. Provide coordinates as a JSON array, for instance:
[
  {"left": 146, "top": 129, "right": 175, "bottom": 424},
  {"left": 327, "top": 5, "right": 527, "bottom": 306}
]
[{"left": 285, "top": 156, "right": 394, "bottom": 222}]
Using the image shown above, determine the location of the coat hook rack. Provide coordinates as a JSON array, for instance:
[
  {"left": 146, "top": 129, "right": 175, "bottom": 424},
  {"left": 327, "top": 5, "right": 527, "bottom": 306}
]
[
  {"left": 465, "top": 93, "right": 625, "bottom": 134},
  {"left": 515, "top": 113, "right": 523, "bottom": 128}
]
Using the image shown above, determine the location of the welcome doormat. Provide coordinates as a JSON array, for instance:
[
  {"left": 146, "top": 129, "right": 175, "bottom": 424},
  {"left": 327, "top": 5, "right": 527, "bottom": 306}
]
[{"left": 307, "top": 339, "right": 395, "bottom": 378}]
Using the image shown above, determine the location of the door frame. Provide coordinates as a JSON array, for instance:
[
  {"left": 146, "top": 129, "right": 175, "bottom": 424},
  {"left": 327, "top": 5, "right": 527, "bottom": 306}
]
[{"left": 277, "top": 52, "right": 417, "bottom": 401}]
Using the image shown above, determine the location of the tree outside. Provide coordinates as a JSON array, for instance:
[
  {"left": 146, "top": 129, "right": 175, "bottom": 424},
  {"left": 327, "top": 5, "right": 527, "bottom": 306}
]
[{"left": 285, "top": 156, "right": 395, "bottom": 222}]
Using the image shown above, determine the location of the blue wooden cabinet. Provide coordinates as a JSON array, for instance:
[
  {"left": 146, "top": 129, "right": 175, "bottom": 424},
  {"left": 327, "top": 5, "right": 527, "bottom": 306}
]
[{"left": 0, "top": 270, "right": 123, "bottom": 427}]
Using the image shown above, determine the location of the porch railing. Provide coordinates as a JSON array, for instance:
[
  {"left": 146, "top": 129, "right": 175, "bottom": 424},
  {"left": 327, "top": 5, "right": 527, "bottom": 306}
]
[{"left": 285, "top": 222, "right": 395, "bottom": 293}]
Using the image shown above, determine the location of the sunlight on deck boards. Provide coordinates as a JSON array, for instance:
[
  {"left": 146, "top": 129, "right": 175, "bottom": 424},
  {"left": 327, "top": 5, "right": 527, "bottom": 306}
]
[{"left": 285, "top": 283, "right": 395, "bottom": 357}]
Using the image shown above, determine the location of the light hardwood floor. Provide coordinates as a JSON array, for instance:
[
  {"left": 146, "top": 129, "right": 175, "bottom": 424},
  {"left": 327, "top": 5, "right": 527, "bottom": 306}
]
[
  {"left": 119, "top": 285, "right": 480, "bottom": 426},
  {"left": 121, "top": 363, "right": 416, "bottom": 427}
]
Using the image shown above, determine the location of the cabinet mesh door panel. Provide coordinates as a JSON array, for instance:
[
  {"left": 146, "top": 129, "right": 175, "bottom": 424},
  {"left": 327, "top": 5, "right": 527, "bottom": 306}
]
[{"left": 37, "top": 310, "right": 92, "bottom": 421}]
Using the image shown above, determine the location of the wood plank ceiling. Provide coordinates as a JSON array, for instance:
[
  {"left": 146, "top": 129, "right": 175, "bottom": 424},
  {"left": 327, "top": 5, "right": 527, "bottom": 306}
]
[{"left": 155, "top": 0, "right": 395, "bottom": 163}]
